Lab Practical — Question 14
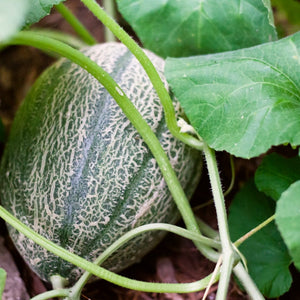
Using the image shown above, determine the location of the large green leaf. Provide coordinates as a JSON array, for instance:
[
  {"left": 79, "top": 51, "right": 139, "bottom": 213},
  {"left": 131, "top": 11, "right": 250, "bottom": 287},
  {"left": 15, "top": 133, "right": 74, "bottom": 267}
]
[
  {"left": 0, "top": 268, "right": 6, "bottom": 299},
  {"left": 116, "top": 0, "right": 277, "bottom": 58},
  {"left": 255, "top": 153, "right": 300, "bottom": 200},
  {"left": 0, "top": 0, "right": 29, "bottom": 42},
  {"left": 229, "top": 180, "right": 292, "bottom": 298},
  {"left": 276, "top": 181, "right": 300, "bottom": 270},
  {"left": 165, "top": 32, "right": 300, "bottom": 158},
  {"left": 26, "top": 0, "right": 66, "bottom": 26}
]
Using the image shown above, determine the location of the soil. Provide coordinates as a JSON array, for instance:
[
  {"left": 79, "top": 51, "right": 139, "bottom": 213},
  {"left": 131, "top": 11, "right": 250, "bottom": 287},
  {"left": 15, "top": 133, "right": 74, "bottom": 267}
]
[{"left": 0, "top": 1, "right": 299, "bottom": 299}]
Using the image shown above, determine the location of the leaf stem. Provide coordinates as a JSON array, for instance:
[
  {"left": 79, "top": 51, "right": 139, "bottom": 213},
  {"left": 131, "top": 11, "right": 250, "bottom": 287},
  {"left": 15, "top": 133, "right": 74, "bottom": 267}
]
[
  {"left": 233, "top": 262, "right": 265, "bottom": 300},
  {"left": 80, "top": 0, "right": 203, "bottom": 150},
  {"left": 28, "top": 28, "right": 87, "bottom": 49},
  {"left": 193, "top": 155, "right": 235, "bottom": 212},
  {"left": 55, "top": 3, "right": 97, "bottom": 45},
  {"left": 103, "top": 0, "right": 117, "bottom": 42},
  {"left": 30, "top": 289, "right": 70, "bottom": 300},
  {"left": 203, "top": 144, "right": 236, "bottom": 300},
  {"left": 234, "top": 215, "right": 275, "bottom": 247}
]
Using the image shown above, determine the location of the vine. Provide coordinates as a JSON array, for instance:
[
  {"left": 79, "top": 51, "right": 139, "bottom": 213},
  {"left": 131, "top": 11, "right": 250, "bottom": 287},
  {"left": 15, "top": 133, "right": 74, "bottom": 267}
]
[{"left": 0, "top": 2, "right": 279, "bottom": 299}]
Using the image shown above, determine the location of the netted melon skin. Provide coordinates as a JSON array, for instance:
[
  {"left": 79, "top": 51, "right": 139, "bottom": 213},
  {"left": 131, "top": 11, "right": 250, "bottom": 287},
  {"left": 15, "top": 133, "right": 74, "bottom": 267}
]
[{"left": 0, "top": 42, "right": 202, "bottom": 284}]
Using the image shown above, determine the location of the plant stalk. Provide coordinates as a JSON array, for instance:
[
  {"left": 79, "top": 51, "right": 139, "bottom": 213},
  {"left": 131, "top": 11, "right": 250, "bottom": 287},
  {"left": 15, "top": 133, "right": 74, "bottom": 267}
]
[
  {"left": 70, "top": 223, "right": 221, "bottom": 298},
  {"left": 30, "top": 289, "right": 70, "bottom": 300},
  {"left": 203, "top": 144, "right": 236, "bottom": 300},
  {"left": 234, "top": 215, "right": 275, "bottom": 247},
  {"left": 103, "top": 0, "right": 117, "bottom": 42},
  {"left": 55, "top": 2, "right": 97, "bottom": 45},
  {"left": 80, "top": 0, "right": 203, "bottom": 150},
  {"left": 233, "top": 262, "right": 265, "bottom": 300},
  {"left": 0, "top": 202, "right": 217, "bottom": 294}
]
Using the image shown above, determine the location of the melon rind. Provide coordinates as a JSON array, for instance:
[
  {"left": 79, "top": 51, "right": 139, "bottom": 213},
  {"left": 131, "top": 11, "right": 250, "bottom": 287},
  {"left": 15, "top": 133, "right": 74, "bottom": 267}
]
[{"left": 0, "top": 42, "right": 202, "bottom": 284}]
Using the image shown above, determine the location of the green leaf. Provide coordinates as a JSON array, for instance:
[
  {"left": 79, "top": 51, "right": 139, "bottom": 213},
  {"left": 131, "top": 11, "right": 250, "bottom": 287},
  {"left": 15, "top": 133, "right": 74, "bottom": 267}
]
[
  {"left": 165, "top": 31, "right": 300, "bottom": 158},
  {"left": 25, "top": 0, "right": 66, "bottom": 26},
  {"left": 116, "top": 0, "right": 277, "bottom": 58},
  {"left": 255, "top": 153, "right": 300, "bottom": 200},
  {"left": 229, "top": 180, "right": 292, "bottom": 298},
  {"left": 0, "top": 268, "right": 6, "bottom": 298},
  {"left": 276, "top": 181, "right": 300, "bottom": 270},
  {"left": 0, "top": 0, "right": 29, "bottom": 42}
]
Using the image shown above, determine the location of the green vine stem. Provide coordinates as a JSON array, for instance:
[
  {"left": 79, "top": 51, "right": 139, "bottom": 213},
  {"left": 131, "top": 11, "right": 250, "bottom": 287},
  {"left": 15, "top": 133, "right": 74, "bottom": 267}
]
[
  {"left": 193, "top": 155, "right": 235, "bottom": 212},
  {"left": 196, "top": 217, "right": 220, "bottom": 240},
  {"left": 28, "top": 28, "right": 87, "bottom": 49},
  {"left": 31, "top": 288, "right": 70, "bottom": 300},
  {"left": 55, "top": 3, "right": 97, "bottom": 45},
  {"left": 203, "top": 144, "right": 236, "bottom": 300},
  {"left": 234, "top": 215, "right": 275, "bottom": 247},
  {"left": 70, "top": 223, "right": 221, "bottom": 298},
  {"left": 5, "top": 30, "right": 219, "bottom": 262},
  {"left": 0, "top": 205, "right": 219, "bottom": 294},
  {"left": 233, "top": 262, "right": 265, "bottom": 300},
  {"left": 80, "top": 0, "right": 203, "bottom": 150},
  {"left": 103, "top": 0, "right": 117, "bottom": 42}
]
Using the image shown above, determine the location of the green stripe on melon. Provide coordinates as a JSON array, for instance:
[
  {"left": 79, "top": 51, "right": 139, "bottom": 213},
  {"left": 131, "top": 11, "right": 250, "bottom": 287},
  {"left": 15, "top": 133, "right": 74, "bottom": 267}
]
[{"left": 0, "top": 42, "right": 202, "bottom": 284}]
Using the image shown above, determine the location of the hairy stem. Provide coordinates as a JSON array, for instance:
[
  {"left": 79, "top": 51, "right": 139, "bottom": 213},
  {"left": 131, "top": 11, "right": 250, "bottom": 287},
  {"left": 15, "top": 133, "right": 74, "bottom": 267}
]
[
  {"left": 103, "top": 0, "right": 117, "bottom": 42},
  {"left": 233, "top": 262, "right": 265, "bottom": 300},
  {"left": 193, "top": 155, "right": 235, "bottom": 212},
  {"left": 203, "top": 144, "right": 236, "bottom": 300},
  {"left": 80, "top": 0, "right": 203, "bottom": 150},
  {"left": 234, "top": 215, "right": 275, "bottom": 247},
  {"left": 55, "top": 2, "right": 97, "bottom": 45}
]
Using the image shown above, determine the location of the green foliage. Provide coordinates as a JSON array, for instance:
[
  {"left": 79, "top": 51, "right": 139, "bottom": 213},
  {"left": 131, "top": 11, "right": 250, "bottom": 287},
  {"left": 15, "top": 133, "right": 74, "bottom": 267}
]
[
  {"left": 276, "top": 181, "right": 300, "bottom": 270},
  {"left": 0, "top": 0, "right": 29, "bottom": 42},
  {"left": 255, "top": 153, "right": 300, "bottom": 200},
  {"left": 25, "top": 0, "right": 66, "bottom": 26},
  {"left": 0, "top": 0, "right": 66, "bottom": 42},
  {"left": 229, "top": 180, "right": 292, "bottom": 298},
  {"left": 0, "top": 268, "right": 6, "bottom": 298},
  {"left": 1, "top": 0, "right": 300, "bottom": 298},
  {"left": 165, "top": 32, "right": 300, "bottom": 158},
  {"left": 116, "top": 0, "right": 277, "bottom": 58}
]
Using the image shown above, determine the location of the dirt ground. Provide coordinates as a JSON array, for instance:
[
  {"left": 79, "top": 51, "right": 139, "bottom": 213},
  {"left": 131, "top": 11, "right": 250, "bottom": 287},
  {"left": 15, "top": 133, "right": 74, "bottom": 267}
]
[{"left": 0, "top": 1, "right": 299, "bottom": 299}]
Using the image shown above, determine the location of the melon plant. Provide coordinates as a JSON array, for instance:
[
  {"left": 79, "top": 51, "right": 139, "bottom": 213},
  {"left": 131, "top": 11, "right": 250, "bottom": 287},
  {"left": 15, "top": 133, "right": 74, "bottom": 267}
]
[{"left": 0, "top": 42, "right": 202, "bottom": 284}]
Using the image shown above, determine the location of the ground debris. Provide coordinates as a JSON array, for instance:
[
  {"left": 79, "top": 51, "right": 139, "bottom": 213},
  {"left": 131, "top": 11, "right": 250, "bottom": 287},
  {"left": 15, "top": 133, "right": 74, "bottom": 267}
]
[{"left": 0, "top": 236, "right": 29, "bottom": 300}]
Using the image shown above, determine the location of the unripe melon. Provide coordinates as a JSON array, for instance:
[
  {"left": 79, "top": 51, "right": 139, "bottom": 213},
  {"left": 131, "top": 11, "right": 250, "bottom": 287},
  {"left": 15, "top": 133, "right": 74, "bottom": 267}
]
[{"left": 0, "top": 42, "right": 202, "bottom": 284}]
